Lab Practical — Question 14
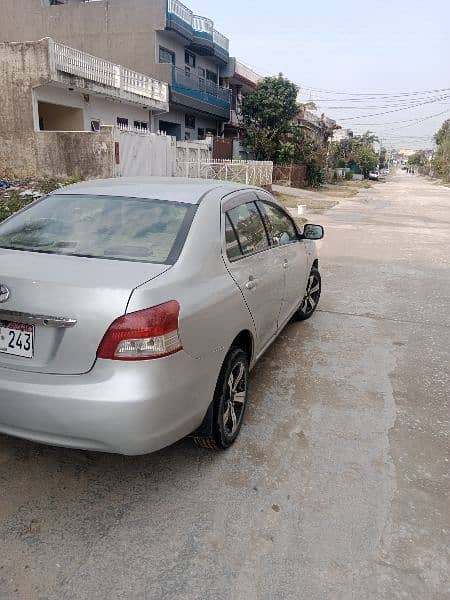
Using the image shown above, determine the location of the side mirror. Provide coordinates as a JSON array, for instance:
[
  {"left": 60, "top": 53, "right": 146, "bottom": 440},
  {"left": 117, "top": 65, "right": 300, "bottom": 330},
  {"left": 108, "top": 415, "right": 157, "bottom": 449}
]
[{"left": 303, "top": 224, "right": 324, "bottom": 240}]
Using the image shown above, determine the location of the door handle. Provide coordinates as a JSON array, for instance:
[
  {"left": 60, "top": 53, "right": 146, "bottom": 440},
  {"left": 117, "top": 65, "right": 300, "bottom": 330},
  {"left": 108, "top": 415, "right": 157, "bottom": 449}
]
[
  {"left": 283, "top": 259, "right": 289, "bottom": 269},
  {"left": 245, "top": 277, "right": 257, "bottom": 290}
]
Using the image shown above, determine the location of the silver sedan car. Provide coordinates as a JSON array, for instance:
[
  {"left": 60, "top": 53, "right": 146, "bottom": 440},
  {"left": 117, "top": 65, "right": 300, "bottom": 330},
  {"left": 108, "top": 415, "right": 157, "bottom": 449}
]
[{"left": 0, "top": 178, "right": 323, "bottom": 454}]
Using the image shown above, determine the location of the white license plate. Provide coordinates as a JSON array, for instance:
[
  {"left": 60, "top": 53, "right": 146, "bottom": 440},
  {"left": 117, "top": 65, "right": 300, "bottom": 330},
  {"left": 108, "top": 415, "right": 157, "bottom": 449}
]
[{"left": 0, "top": 321, "right": 34, "bottom": 358}]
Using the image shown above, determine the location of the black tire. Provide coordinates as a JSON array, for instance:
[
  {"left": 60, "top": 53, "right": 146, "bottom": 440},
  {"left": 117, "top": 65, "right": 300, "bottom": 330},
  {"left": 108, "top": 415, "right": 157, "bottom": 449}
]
[
  {"left": 193, "top": 347, "right": 249, "bottom": 450},
  {"left": 293, "top": 266, "right": 321, "bottom": 321}
]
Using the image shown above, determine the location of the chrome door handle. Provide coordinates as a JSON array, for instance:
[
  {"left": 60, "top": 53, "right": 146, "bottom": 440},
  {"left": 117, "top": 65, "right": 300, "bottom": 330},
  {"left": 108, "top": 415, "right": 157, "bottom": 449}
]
[
  {"left": 245, "top": 278, "right": 257, "bottom": 290},
  {"left": 283, "top": 259, "right": 289, "bottom": 269}
]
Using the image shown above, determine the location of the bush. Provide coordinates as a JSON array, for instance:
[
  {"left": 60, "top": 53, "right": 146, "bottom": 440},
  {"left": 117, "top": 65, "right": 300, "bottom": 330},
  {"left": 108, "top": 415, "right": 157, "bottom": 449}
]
[
  {"left": 0, "top": 191, "right": 34, "bottom": 223},
  {"left": 344, "top": 170, "right": 353, "bottom": 181},
  {"left": 306, "top": 164, "right": 324, "bottom": 188}
]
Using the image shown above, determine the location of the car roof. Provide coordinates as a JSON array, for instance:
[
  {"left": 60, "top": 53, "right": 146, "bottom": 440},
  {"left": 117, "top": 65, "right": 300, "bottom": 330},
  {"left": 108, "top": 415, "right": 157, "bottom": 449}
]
[{"left": 55, "top": 177, "right": 260, "bottom": 205}]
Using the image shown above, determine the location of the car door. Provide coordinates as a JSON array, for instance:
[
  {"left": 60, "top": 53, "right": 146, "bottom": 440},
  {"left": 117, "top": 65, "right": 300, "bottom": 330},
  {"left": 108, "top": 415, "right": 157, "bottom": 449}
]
[
  {"left": 222, "top": 192, "right": 285, "bottom": 353},
  {"left": 256, "top": 197, "right": 309, "bottom": 324}
]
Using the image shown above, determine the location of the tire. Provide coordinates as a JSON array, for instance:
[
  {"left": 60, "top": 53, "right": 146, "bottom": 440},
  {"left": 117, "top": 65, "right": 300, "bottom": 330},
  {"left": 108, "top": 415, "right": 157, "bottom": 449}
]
[
  {"left": 293, "top": 266, "right": 321, "bottom": 321},
  {"left": 193, "top": 347, "right": 249, "bottom": 450}
]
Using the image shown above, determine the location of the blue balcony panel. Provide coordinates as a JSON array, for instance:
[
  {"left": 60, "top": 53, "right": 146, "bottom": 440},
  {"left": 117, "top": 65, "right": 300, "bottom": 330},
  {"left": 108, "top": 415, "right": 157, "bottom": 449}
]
[{"left": 171, "top": 66, "right": 230, "bottom": 120}]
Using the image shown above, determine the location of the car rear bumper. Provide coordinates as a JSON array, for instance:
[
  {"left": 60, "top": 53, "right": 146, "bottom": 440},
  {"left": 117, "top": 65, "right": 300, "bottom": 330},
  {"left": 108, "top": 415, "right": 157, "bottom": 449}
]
[{"left": 0, "top": 352, "right": 218, "bottom": 455}]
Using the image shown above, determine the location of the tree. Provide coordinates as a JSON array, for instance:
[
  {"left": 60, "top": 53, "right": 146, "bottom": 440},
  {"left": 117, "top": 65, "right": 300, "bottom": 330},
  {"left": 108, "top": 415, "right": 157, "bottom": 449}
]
[
  {"left": 432, "top": 119, "right": 450, "bottom": 182},
  {"left": 352, "top": 145, "right": 378, "bottom": 177},
  {"left": 434, "top": 119, "right": 450, "bottom": 146},
  {"left": 241, "top": 75, "right": 299, "bottom": 161},
  {"left": 329, "top": 131, "right": 379, "bottom": 177}
]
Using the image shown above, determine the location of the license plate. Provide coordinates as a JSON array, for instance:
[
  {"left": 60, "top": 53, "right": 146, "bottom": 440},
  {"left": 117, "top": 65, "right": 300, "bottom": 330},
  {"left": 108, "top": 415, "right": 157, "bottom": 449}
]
[{"left": 0, "top": 321, "right": 34, "bottom": 358}]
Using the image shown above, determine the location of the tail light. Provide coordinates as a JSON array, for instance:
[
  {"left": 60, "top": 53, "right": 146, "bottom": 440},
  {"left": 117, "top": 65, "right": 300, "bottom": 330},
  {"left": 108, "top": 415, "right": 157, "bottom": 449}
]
[{"left": 97, "top": 300, "right": 182, "bottom": 361}]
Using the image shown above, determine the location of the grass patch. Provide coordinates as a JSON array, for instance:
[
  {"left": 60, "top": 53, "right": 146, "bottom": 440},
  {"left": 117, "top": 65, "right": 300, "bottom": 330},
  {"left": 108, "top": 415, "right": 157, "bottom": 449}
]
[
  {"left": 320, "top": 187, "right": 359, "bottom": 198},
  {"left": 0, "top": 191, "right": 34, "bottom": 222},
  {"left": 274, "top": 192, "right": 338, "bottom": 211}
]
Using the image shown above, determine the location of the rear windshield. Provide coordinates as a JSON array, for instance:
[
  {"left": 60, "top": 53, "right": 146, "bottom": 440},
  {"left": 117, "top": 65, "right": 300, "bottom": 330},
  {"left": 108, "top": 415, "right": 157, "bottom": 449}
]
[{"left": 0, "top": 194, "right": 195, "bottom": 264}]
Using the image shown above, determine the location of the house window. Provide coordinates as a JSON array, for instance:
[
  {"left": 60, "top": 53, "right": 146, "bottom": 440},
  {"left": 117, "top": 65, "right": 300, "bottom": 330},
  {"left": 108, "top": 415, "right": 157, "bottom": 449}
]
[
  {"left": 206, "top": 69, "right": 217, "bottom": 84},
  {"left": 185, "top": 132, "right": 191, "bottom": 141},
  {"left": 117, "top": 117, "right": 129, "bottom": 127},
  {"left": 185, "top": 66, "right": 191, "bottom": 77},
  {"left": 198, "top": 128, "right": 205, "bottom": 140},
  {"left": 134, "top": 121, "right": 148, "bottom": 130},
  {"left": 159, "top": 47, "right": 175, "bottom": 65},
  {"left": 185, "top": 50, "right": 196, "bottom": 68},
  {"left": 185, "top": 114, "right": 196, "bottom": 129}
]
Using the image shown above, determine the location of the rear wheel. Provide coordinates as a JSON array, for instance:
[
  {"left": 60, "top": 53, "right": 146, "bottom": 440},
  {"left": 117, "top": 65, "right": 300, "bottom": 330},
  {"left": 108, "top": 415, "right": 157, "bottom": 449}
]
[
  {"left": 193, "top": 347, "right": 249, "bottom": 450},
  {"left": 293, "top": 266, "right": 321, "bottom": 321}
]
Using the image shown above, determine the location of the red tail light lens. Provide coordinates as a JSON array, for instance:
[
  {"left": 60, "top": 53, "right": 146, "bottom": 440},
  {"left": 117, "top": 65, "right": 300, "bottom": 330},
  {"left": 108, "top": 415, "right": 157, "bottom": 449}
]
[{"left": 97, "top": 300, "right": 182, "bottom": 361}]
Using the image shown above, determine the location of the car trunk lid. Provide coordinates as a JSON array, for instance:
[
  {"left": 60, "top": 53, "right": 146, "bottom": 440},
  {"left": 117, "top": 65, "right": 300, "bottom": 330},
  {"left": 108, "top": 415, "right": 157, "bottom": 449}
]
[{"left": 0, "top": 249, "right": 170, "bottom": 374}]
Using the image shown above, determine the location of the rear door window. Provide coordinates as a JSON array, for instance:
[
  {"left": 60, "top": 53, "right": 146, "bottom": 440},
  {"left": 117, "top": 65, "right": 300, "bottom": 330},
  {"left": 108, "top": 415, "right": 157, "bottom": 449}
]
[
  {"left": 257, "top": 201, "right": 298, "bottom": 246},
  {"left": 225, "top": 216, "right": 243, "bottom": 260},
  {"left": 226, "top": 202, "right": 269, "bottom": 257},
  {"left": 0, "top": 194, "right": 195, "bottom": 264}
]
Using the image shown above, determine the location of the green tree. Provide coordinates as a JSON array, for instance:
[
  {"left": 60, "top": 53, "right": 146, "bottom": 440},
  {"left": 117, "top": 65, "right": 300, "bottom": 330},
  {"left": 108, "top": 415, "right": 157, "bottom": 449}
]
[
  {"left": 352, "top": 145, "right": 378, "bottom": 177},
  {"left": 241, "top": 75, "right": 299, "bottom": 161},
  {"left": 432, "top": 119, "right": 450, "bottom": 182},
  {"left": 434, "top": 119, "right": 450, "bottom": 146}
]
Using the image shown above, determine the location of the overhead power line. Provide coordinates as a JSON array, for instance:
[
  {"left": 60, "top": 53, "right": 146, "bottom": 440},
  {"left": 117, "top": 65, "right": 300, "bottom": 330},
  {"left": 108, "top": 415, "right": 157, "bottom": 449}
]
[
  {"left": 299, "top": 85, "right": 450, "bottom": 97},
  {"left": 337, "top": 94, "right": 450, "bottom": 121}
]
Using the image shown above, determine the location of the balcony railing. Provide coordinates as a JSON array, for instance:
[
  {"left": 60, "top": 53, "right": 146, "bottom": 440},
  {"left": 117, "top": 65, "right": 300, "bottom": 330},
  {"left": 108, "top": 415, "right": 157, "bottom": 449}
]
[
  {"left": 167, "top": 0, "right": 229, "bottom": 56},
  {"left": 167, "top": 0, "right": 192, "bottom": 24},
  {"left": 53, "top": 41, "right": 168, "bottom": 104},
  {"left": 192, "top": 15, "right": 213, "bottom": 36},
  {"left": 213, "top": 30, "right": 229, "bottom": 52},
  {"left": 172, "top": 67, "right": 230, "bottom": 105}
]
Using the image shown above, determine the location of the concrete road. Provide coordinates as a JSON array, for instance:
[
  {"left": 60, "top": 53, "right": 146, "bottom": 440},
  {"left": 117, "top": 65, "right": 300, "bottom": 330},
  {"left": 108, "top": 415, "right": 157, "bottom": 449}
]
[{"left": 0, "top": 171, "right": 449, "bottom": 600}]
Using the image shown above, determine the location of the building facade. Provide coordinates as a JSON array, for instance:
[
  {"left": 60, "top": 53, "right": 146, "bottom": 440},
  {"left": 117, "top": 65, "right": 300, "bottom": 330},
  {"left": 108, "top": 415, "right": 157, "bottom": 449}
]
[
  {"left": 220, "top": 58, "right": 261, "bottom": 139},
  {"left": 0, "top": 38, "right": 169, "bottom": 178},
  {"left": 294, "top": 108, "right": 337, "bottom": 143},
  {"left": 2, "top": 0, "right": 231, "bottom": 140}
]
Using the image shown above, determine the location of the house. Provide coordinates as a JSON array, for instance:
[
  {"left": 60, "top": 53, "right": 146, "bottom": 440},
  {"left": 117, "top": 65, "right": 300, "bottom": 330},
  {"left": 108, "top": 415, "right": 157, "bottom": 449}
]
[
  {"left": 0, "top": 38, "right": 169, "bottom": 178},
  {"left": 221, "top": 58, "right": 261, "bottom": 139},
  {"left": 2, "top": 0, "right": 231, "bottom": 141},
  {"left": 331, "top": 128, "right": 354, "bottom": 142},
  {"left": 294, "top": 107, "right": 337, "bottom": 142}
]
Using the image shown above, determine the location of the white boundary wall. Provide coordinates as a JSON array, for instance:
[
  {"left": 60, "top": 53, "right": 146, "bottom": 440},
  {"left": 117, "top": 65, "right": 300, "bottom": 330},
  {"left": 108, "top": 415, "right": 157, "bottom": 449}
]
[{"left": 113, "top": 127, "right": 177, "bottom": 177}]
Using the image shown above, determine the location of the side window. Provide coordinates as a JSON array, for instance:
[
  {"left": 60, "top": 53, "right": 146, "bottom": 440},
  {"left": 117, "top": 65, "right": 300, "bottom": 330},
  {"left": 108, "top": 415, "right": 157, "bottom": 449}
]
[
  {"left": 258, "top": 201, "right": 298, "bottom": 246},
  {"left": 227, "top": 202, "right": 269, "bottom": 257},
  {"left": 225, "top": 216, "right": 242, "bottom": 260}
]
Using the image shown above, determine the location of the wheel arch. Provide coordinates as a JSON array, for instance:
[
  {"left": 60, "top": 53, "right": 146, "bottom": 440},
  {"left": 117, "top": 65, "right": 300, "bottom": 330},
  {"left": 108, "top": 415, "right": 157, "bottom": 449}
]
[
  {"left": 230, "top": 329, "right": 254, "bottom": 364},
  {"left": 190, "top": 329, "right": 254, "bottom": 439}
]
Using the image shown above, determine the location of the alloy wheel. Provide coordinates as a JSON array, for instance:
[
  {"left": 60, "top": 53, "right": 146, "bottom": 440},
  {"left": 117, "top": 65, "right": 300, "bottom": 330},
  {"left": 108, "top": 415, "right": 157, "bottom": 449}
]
[
  {"left": 300, "top": 272, "right": 321, "bottom": 316},
  {"left": 223, "top": 360, "right": 247, "bottom": 437}
]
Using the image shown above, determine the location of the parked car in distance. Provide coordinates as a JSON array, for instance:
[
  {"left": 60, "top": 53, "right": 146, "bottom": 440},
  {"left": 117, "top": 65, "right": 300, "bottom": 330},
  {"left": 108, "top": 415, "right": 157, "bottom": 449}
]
[
  {"left": 0, "top": 178, "right": 324, "bottom": 455},
  {"left": 369, "top": 171, "right": 380, "bottom": 181}
]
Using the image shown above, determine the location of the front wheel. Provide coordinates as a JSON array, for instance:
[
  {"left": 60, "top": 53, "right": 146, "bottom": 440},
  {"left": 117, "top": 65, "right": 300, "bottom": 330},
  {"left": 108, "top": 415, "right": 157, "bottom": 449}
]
[
  {"left": 293, "top": 266, "right": 321, "bottom": 321},
  {"left": 193, "top": 348, "right": 249, "bottom": 450}
]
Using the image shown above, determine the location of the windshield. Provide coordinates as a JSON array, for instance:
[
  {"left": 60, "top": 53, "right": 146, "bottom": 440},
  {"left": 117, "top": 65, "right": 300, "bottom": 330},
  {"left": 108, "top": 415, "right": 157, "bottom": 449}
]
[{"left": 0, "top": 194, "right": 194, "bottom": 264}]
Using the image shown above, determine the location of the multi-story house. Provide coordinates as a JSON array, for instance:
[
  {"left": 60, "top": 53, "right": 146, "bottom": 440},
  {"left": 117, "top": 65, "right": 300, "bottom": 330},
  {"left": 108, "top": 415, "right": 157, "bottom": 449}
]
[
  {"left": 220, "top": 58, "right": 261, "bottom": 139},
  {"left": 2, "top": 0, "right": 231, "bottom": 140},
  {"left": 294, "top": 108, "right": 337, "bottom": 143}
]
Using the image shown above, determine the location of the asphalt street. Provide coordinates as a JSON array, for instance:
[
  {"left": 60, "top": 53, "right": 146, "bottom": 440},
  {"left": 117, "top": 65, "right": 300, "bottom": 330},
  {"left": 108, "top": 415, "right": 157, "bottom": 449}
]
[{"left": 0, "top": 171, "right": 449, "bottom": 599}]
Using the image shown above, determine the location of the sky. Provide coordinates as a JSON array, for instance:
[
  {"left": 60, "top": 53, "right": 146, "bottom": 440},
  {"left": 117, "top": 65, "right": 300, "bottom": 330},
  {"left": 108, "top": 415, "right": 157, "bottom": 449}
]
[{"left": 190, "top": 0, "right": 450, "bottom": 149}]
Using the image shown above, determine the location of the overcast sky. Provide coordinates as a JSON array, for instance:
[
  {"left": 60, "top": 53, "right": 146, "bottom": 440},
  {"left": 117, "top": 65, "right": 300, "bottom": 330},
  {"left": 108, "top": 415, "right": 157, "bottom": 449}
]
[{"left": 190, "top": 0, "right": 450, "bottom": 149}]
